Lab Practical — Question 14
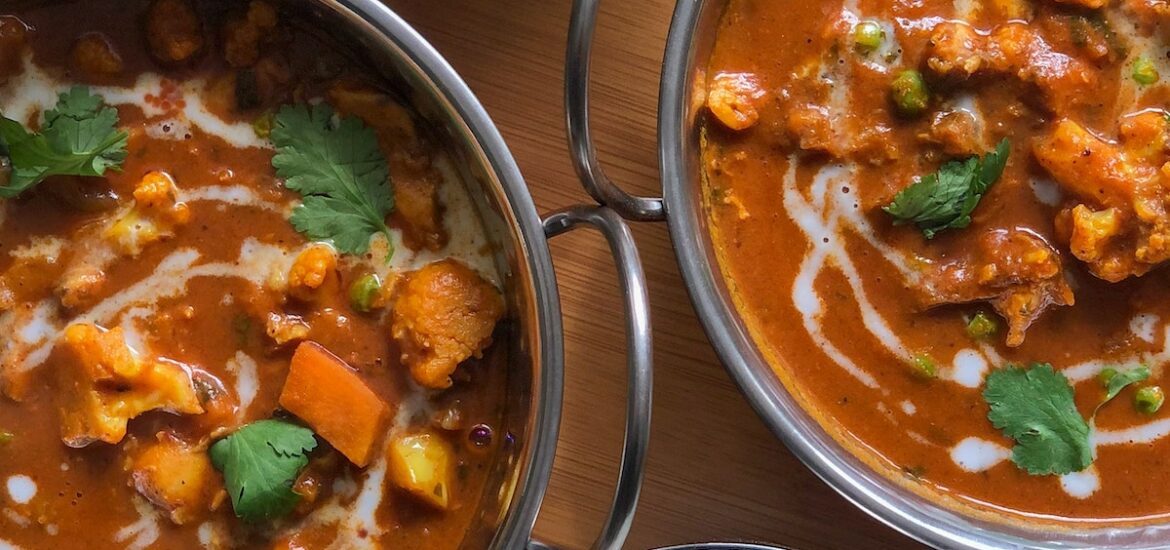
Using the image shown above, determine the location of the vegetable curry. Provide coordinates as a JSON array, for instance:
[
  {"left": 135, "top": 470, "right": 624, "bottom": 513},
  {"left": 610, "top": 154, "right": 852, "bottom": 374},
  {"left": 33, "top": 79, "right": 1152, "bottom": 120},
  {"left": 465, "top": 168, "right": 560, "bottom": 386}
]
[
  {"left": 0, "top": 1, "right": 511, "bottom": 548},
  {"left": 704, "top": 0, "right": 1170, "bottom": 526}
]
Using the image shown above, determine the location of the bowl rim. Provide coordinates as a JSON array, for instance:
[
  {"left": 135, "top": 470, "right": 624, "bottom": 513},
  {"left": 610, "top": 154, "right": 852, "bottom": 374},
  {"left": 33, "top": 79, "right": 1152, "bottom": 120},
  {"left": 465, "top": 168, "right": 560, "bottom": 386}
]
[
  {"left": 299, "top": 2, "right": 567, "bottom": 547},
  {"left": 655, "top": 0, "right": 1121, "bottom": 548}
]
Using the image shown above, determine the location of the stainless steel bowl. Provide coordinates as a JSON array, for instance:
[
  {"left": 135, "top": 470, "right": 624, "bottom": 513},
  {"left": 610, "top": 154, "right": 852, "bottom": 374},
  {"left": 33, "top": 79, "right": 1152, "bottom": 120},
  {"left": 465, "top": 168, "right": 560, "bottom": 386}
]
[
  {"left": 317, "top": 2, "right": 656, "bottom": 548},
  {"left": 566, "top": 0, "right": 1170, "bottom": 547}
]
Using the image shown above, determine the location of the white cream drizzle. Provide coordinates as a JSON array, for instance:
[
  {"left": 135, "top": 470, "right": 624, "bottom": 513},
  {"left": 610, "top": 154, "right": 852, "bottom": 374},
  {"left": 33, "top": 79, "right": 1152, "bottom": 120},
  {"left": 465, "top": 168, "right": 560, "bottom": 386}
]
[
  {"left": 950, "top": 437, "right": 1012, "bottom": 472},
  {"left": 5, "top": 476, "right": 35, "bottom": 505},
  {"left": 225, "top": 351, "right": 259, "bottom": 414},
  {"left": 0, "top": 54, "right": 266, "bottom": 149},
  {"left": 113, "top": 498, "right": 161, "bottom": 550}
]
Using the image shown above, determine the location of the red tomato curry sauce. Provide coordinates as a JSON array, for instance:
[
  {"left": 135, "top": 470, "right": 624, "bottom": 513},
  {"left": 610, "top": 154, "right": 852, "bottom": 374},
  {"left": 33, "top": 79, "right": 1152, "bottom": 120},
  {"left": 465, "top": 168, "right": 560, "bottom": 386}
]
[
  {"left": 0, "top": 1, "right": 511, "bottom": 548},
  {"left": 703, "top": 0, "right": 1170, "bottom": 527}
]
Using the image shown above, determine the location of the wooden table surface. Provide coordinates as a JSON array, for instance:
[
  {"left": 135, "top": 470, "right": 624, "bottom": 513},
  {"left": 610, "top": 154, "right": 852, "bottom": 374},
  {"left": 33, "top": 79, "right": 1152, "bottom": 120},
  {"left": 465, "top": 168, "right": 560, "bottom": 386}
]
[{"left": 391, "top": 2, "right": 919, "bottom": 549}]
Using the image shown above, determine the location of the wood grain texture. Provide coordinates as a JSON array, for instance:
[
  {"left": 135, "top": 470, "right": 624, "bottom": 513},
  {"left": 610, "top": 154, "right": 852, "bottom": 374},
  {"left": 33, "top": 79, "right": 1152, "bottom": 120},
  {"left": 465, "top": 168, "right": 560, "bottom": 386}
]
[{"left": 388, "top": 2, "right": 920, "bottom": 549}]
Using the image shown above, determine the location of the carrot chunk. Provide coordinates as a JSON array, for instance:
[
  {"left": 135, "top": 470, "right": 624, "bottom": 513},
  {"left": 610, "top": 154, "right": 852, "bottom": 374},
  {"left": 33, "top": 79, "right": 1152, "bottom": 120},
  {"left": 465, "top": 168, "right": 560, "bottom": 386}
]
[{"left": 278, "top": 341, "right": 391, "bottom": 467}]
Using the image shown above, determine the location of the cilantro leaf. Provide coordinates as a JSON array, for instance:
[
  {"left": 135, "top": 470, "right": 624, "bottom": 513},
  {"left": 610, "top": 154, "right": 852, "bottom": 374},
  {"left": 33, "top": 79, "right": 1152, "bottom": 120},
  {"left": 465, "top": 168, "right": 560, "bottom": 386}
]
[
  {"left": 883, "top": 138, "right": 1010, "bottom": 239},
  {"left": 209, "top": 419, "right": 318, "bottom": 523},
  {"left": 1102, "top": 365, "right": 1150, "bottom": 406},
  {"left": 271, "top": 103, "right": 394, "bottom": 255},
  {"left": 0, "top": 86, "right": 128, "bottom": 198},
  {"left": 983, "top": 363, "right": 1091, "bottom": 476}
]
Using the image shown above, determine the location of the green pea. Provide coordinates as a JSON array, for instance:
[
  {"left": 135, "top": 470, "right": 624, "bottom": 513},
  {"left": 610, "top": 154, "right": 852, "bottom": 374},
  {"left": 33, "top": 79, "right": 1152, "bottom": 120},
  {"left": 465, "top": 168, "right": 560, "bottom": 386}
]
[
  {"left": 252, "top": 111, "right": 276, "bottom": 140},
  {"left": 965, "top": 312, "right": 999, "bottom": 341},
  {"left": 1135, "top": 385, "right": 1164, "bottom": 415},
  {"left": 890, "top": 70, "right": 930, "bottom": 117},
  {"left": 911, "top": 354, "right": 937, "bottom": 379},
  {"left": 1097, "top": 367, "right": 1118, "bottom": 387},
  {"left": 349, "top": 273, "right": 382, "bottom": 313},
  {"left": 1133, "top": 57, "right": 1159, "bottom": 85},
  {"left": 853, "top": 21, "right": 885, "bottom": 52}
]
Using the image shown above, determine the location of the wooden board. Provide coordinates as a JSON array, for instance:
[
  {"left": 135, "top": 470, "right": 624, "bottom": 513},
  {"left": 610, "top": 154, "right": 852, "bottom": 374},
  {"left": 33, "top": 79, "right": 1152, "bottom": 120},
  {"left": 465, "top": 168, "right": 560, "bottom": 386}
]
[{"left": 389, "top": 1, "right": 921, "bottom": 548}]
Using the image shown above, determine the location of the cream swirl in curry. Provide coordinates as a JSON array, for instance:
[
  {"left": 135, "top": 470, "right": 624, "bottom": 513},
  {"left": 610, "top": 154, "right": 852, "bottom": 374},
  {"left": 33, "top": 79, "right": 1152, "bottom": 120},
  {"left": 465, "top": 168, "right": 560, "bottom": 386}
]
[
  {"left": 704, "top": 0, "right": 1170, "bottom": 525},
  {"left": 0, "top": 1, "right": 510, "bottom": 548}
]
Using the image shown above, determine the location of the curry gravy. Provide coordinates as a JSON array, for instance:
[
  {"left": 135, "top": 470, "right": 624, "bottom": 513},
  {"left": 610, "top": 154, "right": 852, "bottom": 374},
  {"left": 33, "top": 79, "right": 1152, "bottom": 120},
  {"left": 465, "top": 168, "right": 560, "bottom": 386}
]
[
  {"left": 704, "top": 0, "right": 1170, "bottom": 526},
  {"left": 0, "top": 1, "right": 510, "bottom": 548}
]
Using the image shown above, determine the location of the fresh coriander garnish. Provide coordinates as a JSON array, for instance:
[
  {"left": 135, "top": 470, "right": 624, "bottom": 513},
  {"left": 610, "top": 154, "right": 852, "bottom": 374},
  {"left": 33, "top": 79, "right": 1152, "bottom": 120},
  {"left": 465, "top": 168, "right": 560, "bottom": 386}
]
[
  {"left": 984, "top": 363, "right": 1090, "bottom": 475},
  {"left": 209, "top": 419, "right": 318, "bottom": 523},
  {"left": 0, "top": 86, "right": 128, "bottom": 198},
  {"left": 983, "top": 363, "right": 1149, "bottom": 476},
  {"left": 883, "top": 139, "right": 1010, "bottom": 239},
  {"left": 271, "top": 103, "right": 394, "bottom": 256}
]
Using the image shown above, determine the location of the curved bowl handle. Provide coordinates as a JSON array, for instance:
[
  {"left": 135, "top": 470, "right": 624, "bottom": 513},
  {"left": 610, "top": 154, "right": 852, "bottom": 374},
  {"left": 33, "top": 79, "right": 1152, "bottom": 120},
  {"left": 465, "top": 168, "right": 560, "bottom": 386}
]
[
  {"left": 566, "top": 0, "right": 666, "bottom": 222},
  {"left": 532, "top": 205, "right": 654, "bottom": 550}
]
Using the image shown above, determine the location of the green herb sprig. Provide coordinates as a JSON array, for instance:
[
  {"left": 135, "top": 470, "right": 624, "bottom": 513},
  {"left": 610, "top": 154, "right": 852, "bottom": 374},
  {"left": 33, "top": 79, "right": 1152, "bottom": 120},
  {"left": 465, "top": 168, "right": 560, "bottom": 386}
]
[
  {"left": 983, "top": 363, "right": 1148, "bottom": 476},
  {"left": 209, "top": 419, "right": 318, "bottom": 523},
  {"left": 883, "top": 139, "right": 1010, "bottom": 239},
  {"left": 270, "top": 103, "right": 394, "bottom": 256},
  {"left": 0, "top": 86, "right": 128, "bottom": 197}
]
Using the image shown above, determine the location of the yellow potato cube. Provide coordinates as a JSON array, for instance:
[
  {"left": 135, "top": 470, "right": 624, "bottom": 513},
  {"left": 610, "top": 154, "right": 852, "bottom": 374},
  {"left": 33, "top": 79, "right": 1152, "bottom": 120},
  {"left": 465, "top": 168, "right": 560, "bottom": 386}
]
[{"left": 387, "top": 432, "right": 453, "bottom": 510}]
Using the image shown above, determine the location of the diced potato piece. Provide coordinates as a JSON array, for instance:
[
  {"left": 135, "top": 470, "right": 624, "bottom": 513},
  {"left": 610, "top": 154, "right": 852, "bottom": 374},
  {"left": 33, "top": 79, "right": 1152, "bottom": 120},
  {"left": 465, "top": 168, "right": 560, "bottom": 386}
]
[
  {"left": 286, "top": 244, "right": 337, "bottom": 301},
  {"left": 58, "top": 324, "right": 204, "bottom": 447},
  {"left": 130, "top": 433, "right": 218, "bottom": 525},
  {"left": 146, "top": 0, "right": 205, "bottom": 64},
  {"left": 223, "top": 0, "right": 278, "bottom": 68},
  {"left": 70, "top": 33, "right": 123, "bottom": 79},
  {"left": 388, "top": 431, "right": 453, "bottom": 510},
  {"left": 278, "top": 341, "right": 391, "bottom": 467},
  {"left": 707, "top": 72, "right": 766, "bottom": 131},
  {"left": 391, "top": 260, "right": 505, "bottom": 389},
  {"left": 106, "top": 171, "right": 191, "bottom": 256}
]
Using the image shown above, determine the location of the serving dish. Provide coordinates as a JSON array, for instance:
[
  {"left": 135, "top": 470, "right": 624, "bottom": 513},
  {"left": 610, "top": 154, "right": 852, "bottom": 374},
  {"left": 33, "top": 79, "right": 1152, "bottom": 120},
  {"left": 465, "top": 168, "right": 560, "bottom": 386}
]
[
  {"left": 0, "top": 0, "right": 651, "bottom": 548},
  {"left": 567, "top": 0, "right": 1170, "bottom": 547}
]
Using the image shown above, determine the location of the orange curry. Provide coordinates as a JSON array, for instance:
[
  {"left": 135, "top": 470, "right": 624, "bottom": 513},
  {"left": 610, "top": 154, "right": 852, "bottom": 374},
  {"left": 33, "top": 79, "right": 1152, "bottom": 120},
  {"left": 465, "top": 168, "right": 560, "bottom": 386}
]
[
  {"left": 704, "top": 0, "right": 1170, "bottom": 526},
  {"left": 0, "top": 1, "right": 510, "bottom": 548}
]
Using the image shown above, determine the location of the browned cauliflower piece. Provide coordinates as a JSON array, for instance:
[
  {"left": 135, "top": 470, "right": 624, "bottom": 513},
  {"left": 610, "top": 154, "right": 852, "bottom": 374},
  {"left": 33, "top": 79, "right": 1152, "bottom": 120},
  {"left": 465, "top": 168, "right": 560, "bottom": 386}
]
[
  {"left": 920, "top": 229, "right": 1074, "bottom": 347},
  {"left": 1033, "top": 114, "right": 1170, "bottom": 281},
  {"left": 223, "top": 0, "right": 278, "bottom": 68},
  {"left": 266, "top": 312, "right": 310, "bottom": 346},
  {"left": 391, "top": 260, "right": 505, "bottom": 389},
  {"left": 57, "top": 323, "right": 204, "bottom": 447},
  {"left": 106, "top": 171, "right": 191, "bottom": 256},
  {"left": 145, "top": 0, "right": 205, "bottom": 64},
  {"left": 328, "top": 82, "right": 449, "bottom": 251},
  {"left": 70, "top": 33, "right": 123, "bottom": 80},
  {"left": 920, "top": 109, "right": 985, "bottom": 156},
  {"left": 926, "top": 21, "right": 1096, "bottom": 113},
  {"left": 707, "top": 72, "right": 766, "bottom": 131},
  {"left": 129, "top": 432, "right": 220, "bottom": 525},
  {"left": 286, "top": 244, "right": 337, "bottom": 301}
]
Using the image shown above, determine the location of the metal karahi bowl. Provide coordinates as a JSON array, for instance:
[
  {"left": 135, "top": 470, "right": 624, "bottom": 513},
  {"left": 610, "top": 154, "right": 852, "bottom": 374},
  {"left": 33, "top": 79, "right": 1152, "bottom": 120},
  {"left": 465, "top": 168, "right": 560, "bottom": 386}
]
[
  {"left": 303, "top": 2, "right": 657, "bottom": 548},
  {"left": 7, "top": 0, "right": 655, "bottom": 548},
  {"left": 565, "top": 0, "right": 1170, "bottom": 547}
]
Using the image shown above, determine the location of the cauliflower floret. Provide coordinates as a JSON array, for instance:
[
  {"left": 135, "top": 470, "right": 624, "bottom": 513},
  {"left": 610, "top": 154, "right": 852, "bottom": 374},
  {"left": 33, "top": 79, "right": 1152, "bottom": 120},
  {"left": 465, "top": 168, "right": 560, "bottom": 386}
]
[
  {"left": 265, "top": 312, "right": 310, "bottom": 346},
  {"left": 286, "top": 244, "right": 337, "bottom": 301},
  {"left": 1034, "top": 114, "right": 1170, "bottom": 281},
  {"left": 223, "top": 0, "right": 278, "bottom": 68},
  {"left": 926, "top": 21, "right": 1096, "bottom": 113},
  {"left": 105, "top": 171, "right": 190, "bottom": 256},
  {"left": 145, "top": 0, "right": 205, "bottom": 64},
  {"left": 920, "top": 229, "right": 1073, "bottom": 347},
  {"left": 57, "top": 323, "right": 204, "bottom": 447},
  {"left": 391, "top": 260, "right": 505, "bottom": 389},
  {"left": 129, "top": 432, "right": 219, "bottom": 525},
  {"left": 707, "top": 72, "right": 766, "bottom": 131},
  {"left": 328, "top": 82, "right": 448, "bottom": 251},
  {"left": 70, "top": 33, "right": 123, "bottom": 79}
]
